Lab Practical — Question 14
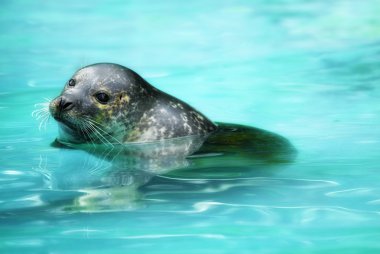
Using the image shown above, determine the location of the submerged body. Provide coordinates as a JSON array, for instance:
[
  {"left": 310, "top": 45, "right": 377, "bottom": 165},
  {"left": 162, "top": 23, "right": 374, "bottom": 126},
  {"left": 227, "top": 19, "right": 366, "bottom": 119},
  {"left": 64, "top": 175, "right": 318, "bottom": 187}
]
[
  {"left": 49, "top": 63, "right": 216, "bottom": 144},
  {"left": 47, "top": 64, "right": 296, "bottom": 211}
]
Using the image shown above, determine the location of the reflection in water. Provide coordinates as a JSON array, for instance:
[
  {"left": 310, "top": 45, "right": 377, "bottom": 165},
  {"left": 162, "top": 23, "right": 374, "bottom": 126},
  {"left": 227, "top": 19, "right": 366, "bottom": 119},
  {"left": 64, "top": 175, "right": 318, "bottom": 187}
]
[
  {"left": 1, "top": 0, "right": 380, "bottom": 252},
  {"left": 36, "top": 123, "right": 296, "bottom": 212}
]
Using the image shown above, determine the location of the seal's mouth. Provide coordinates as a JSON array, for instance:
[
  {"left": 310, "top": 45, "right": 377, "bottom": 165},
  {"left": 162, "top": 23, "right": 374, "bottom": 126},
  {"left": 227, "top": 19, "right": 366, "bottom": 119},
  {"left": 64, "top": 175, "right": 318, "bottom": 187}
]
[
  {"left": 53, "top": 112, "right": 98, "bottom": 139},
  {"left": 50, "top": 108, "right": 75, "bottom": 128},
  {"left": 49, "top": 96, "right": 116, "bottom": 144},
  {"left": 54, "top": 114, "right": 98, "bottom": 144},
  {"left": 55, "top": 116, "right": 77, "bottom": 130}
]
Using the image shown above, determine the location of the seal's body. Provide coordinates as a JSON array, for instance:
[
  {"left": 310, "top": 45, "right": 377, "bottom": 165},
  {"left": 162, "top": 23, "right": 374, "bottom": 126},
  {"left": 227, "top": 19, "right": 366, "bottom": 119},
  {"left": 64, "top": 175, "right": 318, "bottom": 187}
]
[{"left": 49, "top": 63, "right": 216, "bottom": 144}]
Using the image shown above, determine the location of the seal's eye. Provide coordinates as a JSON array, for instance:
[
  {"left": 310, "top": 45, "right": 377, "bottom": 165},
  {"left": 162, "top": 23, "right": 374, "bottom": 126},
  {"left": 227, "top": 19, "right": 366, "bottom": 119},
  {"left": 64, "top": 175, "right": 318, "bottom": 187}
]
[
  {"left": 95, "top": 92, "right": 110, "bottom": 104},
  {"left": 68, "top": 79, "right": 76, "bottom": 87}
]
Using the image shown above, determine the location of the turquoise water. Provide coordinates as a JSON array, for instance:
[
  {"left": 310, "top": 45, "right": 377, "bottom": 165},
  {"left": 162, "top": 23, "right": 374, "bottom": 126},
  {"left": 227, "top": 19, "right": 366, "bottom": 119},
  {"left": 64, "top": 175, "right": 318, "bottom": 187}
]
[{"left": 1, "top": 0, "right": 380, "bottom": 253}]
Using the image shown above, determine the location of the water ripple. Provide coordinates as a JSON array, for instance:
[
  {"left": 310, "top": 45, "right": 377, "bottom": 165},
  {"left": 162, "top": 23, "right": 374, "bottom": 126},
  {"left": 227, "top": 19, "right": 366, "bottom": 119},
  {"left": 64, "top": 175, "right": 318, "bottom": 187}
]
[
  {"left": 367, "top": 199, "right": 380, "bottom": 205},
  {"left": 159, "top": 175, "right": 339, "bottom": 187},
  {"left": 119, "top": 234, "right": 225, "bottom": 240},
  {"left": 326, "top": 188, "right": 375, "bottom": 197},
  {"left": 2, "top": 170, "right": 24, "bottom": 176},
  {"left": 151, "top": 202, "right": 380, "bottom": 229}
]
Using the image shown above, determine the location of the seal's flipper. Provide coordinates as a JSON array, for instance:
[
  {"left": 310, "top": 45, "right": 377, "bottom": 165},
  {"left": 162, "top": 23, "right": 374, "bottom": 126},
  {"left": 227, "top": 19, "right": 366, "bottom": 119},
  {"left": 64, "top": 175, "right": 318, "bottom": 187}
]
[{"left": 194, "top": 123, "right": 297, "bottom": 163}]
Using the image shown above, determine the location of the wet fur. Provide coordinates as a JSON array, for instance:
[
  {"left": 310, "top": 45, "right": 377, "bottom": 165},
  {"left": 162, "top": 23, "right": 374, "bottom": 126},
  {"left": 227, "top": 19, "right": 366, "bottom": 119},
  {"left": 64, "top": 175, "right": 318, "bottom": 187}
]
[{"left": 49, "top": 63, "right": 217, "bottom": 144}]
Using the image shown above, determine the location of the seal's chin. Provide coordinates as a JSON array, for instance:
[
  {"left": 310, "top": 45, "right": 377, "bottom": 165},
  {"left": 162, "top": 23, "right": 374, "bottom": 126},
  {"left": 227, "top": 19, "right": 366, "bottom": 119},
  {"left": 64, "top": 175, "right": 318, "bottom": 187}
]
[
  {"left": 53, "top": 114, "right": 78, "bottom": 131},
  {"left": 57, "top": 122, "right": 86, "bottom": 144},
  {"left": 52, "top": 113, "right": 87, "bottom": 144}
]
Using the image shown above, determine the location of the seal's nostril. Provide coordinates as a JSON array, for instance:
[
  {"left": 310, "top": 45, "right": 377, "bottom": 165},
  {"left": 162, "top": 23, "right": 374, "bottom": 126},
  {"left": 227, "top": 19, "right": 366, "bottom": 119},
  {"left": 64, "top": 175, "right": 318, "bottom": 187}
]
[
  {"left": 58, "top": 98, "right": 74, "bottom": 111},
  {"left": 62, "top": 102, "right": 73, "bottom": 110}
]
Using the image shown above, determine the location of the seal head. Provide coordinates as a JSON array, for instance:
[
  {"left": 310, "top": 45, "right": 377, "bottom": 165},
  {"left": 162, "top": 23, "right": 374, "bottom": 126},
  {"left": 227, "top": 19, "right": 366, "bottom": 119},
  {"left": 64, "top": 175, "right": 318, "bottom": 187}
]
[{"left": 49, "top": 63, "right": 216, "bottom": 144}]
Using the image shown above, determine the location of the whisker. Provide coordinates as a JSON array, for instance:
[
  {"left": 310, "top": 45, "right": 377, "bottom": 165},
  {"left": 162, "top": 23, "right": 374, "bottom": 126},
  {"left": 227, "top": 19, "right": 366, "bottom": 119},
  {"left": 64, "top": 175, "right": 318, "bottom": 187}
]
[
  {"left": 82, "top": 122, "right": 105, "bottom": 145},
  {"left": 35, "top": 111, "right": 49, "bottom": 120},
  {"left": 80, "top": 121, "right": 97, "bottom": 144},
  {"left": 79, "top": 123, "right": 96, "bottom": 148},
  {"left": 34, "top": 102, "right": 49, "bottom": 107},
  {"left": 83, "top": 120, "right": 113, "bottom": 147},
  {"left": 85, "top": 118, "right": 123, "bottom": 145},
  {"left": 38, "top": 114, "right": 50, "bottom": 131},
  {"left": 86, "top": 122, "right": 112, "bottom": 144},
  {"left": 89, "top": 124, "right": 114, "bottom": 147},
  {"left": 32, "top": 108, "right": 48, "bottom": 118},
  {"left": 32, "top": 100, "right": 51, "bottom": 131}
]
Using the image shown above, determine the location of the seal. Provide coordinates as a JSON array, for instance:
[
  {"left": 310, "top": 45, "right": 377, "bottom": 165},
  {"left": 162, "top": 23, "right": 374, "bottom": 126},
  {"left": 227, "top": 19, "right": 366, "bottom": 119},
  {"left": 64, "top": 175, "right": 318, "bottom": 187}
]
[{"left": 49, "top": 63, "right": 217, "bottom": 144}]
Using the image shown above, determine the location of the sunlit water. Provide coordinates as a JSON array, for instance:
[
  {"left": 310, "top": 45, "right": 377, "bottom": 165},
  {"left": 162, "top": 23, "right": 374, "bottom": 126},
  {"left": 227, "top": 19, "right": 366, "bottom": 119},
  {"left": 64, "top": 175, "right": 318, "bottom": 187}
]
[{"left": 1, "top": 0, "right": 380, "bottom": 253}]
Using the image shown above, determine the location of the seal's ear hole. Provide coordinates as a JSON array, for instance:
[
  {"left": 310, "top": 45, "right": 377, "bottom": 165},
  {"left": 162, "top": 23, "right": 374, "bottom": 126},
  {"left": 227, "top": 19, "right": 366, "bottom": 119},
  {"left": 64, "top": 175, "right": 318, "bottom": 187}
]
[{"left": 118, "top": 92, "right": 128, "bottom": 102}]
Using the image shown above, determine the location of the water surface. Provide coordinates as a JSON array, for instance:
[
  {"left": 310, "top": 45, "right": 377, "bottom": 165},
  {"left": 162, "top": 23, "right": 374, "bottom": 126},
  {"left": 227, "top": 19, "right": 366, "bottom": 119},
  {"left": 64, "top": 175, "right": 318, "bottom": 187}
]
[{"left": 1, "top": 0, "right": 380, "bottom": 253}]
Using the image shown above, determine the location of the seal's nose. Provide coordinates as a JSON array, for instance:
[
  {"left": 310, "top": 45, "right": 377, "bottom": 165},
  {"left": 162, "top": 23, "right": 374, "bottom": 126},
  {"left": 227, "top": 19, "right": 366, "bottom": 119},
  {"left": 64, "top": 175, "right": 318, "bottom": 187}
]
[{"left": 58, "top": 97, "right": 74, "bottom": 112}]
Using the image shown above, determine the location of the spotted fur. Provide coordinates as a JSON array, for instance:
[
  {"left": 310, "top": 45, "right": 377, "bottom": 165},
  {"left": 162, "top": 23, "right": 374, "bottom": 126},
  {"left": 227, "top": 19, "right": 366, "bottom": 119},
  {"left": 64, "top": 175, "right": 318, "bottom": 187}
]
[{"left": 49, "top": 63, "right": 217, "bottom": 144}]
